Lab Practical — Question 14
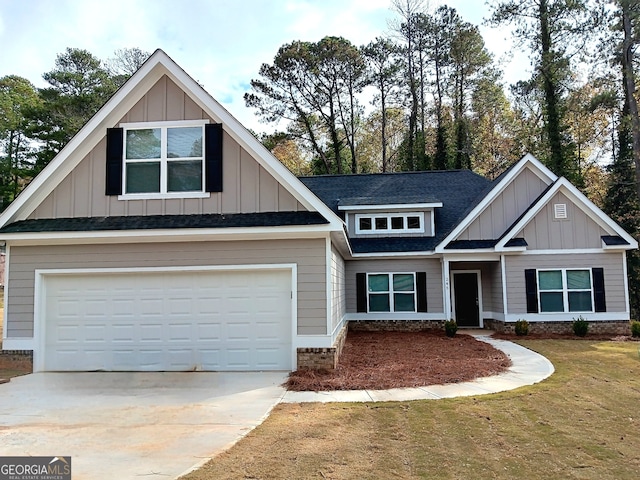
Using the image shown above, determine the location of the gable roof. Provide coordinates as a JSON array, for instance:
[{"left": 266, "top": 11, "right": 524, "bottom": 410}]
[
  {"left": 435, "top": 153, "right": 557, "bottom": 252},
  {"left": 495, "top": 177, "right": 638, "bottom": 250},
  {"left": 0, "top": 49, "right": 343, "bottom": 231},
  {"left": 301, "top": 169, "right": 492, "bottom": 253}
]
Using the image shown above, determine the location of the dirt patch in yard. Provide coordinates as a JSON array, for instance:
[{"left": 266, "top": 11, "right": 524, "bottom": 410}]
[{"left": 286, "top": 330, "right": 511, "bottom": 391}]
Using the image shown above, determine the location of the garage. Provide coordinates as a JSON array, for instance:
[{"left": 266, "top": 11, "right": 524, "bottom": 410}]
[{"left": 40, "top": 267, "right": 293, "bottom": 372}]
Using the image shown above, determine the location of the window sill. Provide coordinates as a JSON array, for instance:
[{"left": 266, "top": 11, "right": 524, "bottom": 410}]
[{"left": 118, "top": 192, "right": 211, "bottom": 201}]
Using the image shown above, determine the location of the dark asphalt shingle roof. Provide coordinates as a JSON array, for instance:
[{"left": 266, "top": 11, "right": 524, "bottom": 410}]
[
  {"left": 504, "top": 237, "right": 528, "bottom": 248},
  {"left": 338, "top": 194, "right": 441, "bottom": 207},
  {"left": 445, "top": 239, "right": 498, "bottom": 250},
  {"left": 0, "top": 211, "right": 328, "bottom": 234},
  {"left": 300, "top": 170, "right": 493, "bottom": 252},
  {"left": 601, "top": 235, "right": 629, "bottom": 246}
]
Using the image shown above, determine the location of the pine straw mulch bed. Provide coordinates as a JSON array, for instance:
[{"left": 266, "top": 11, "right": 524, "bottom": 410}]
[{"left": 285, "top": 330, "right": 512, "bottom": 391}]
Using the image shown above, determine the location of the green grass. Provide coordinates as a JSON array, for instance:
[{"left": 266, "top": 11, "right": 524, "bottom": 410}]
[{"left": 181, "top": 340, "right": 640, "bottom": 480}]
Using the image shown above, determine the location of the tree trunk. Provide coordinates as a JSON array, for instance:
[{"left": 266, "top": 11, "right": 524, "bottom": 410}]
[
  {"left": 539, "top": 0, "right": 566, "bottom": 178},
  {"left": 433, "top": 40, "right": 447, "bottom": 170},
  {"left": 621, "top": 2, "right": 640, "bottom": 203},
  {"left": 381, "top": 82, "right": 388, "bottom": 172}
]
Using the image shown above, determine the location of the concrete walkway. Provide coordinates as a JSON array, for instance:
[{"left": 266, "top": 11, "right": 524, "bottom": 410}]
[{"left": 281, "top": 333, "right": 555, "bottom": 403}]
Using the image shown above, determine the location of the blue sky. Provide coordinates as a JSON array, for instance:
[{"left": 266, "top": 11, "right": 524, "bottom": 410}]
[{"left": 0, "top": 0, "right": 525, "bottom": 133}]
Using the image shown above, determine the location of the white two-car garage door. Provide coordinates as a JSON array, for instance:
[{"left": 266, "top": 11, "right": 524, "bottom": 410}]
[{"left": 41, "top": 268, "right": 293, "bottom": 372}]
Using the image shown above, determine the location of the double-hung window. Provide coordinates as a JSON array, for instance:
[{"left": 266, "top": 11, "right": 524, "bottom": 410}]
[
  {"left": 367, "top": 273, "right": 416, "bottom": 312},
  {"left": 122, "top": 120, "right": 207, "bottom": 196},
  {"left": 538, "top": 269, "right": 593, "bottom": 313}
]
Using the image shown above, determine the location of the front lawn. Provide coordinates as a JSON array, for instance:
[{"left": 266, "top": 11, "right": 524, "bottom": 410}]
[{"left": 182, "top": 339, "right": 640, "bottom": 480}]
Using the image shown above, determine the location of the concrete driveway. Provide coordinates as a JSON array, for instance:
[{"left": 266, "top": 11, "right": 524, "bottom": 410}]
[{"left": 0, "top": 371, "right": 288, "bottom": 479}]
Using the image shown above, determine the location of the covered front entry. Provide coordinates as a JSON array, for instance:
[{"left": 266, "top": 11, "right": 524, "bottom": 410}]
[
  {"left": 38, "top": 267, "right": 293, "bottom": 372},
  {"left": 451, "top": 270, "right": 482, "bottom": 327}
]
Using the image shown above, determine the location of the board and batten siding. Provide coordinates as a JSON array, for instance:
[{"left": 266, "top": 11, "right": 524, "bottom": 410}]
[
  {"left": 516, "top": 192, "right": 608, "bottom": 250},
  {"left": 6, "top": 238, "right": 327, "bottom": 337},
  {"left": 345, "top": 258, "right": 443, "bottom": 313},
  {"left": 505, "top": 252, "right": 627, "bottom": 315},
  {"left": 28, "top": 75, "right": 304, "bottom": 220},
  {"left": 330, "top": 245, "right": 346, "bottom": 332},
  {"left": 456, "top": 167, "right": 550, "bottom": 241}
]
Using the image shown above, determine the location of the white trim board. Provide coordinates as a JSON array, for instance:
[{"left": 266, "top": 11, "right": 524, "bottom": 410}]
[
  {"left": 338, "top": 202, "right": 443, "bottom": 211},
  {"left": 1, "top": 224, "right": 334, "bottom": 246}
]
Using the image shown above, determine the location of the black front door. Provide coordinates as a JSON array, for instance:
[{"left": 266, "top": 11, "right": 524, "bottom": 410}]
[{"left": 453, "top": 272, "right": 480, "bottom": 327}]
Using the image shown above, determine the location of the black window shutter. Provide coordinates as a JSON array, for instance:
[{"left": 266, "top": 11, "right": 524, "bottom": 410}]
[
  {"left": 105, "top": 128, "right": 123, "bottom": 195},
  {"left": 593, "top": 267, "right": 606, "bottom": 312},
  {"left": 205, "top": 123, "right": 223, "bottom": 192},
  {"left": 525, "top": 269, "right": 539, "bottom": 313},
  {"left": 416, "top": 272, "right": 428, "bottom": 312},
  {"left": 356, "top": 273, "right": 367, "bottom": 313}
]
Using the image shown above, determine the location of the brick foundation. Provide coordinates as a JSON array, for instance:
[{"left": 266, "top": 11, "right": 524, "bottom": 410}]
[
  {"left": 296, "top": 323, "right": 348, "bottom": 370},
  {"left": 0, "top": 350, "right": 33, "bottom": 358},
  {"left": 348, "top": 320, "right": 447, "bottom": 332},
  {"left": 485, "top": 319, "right": 631, "bottom": 335}
]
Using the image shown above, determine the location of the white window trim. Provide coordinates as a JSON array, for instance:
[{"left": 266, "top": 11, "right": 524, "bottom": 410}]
[
  {"left": 119, "top": 119, "right": 210, "bottom": 200},
  {"left": 537, "top": 268, "right": 594, "bottom": 314},
  {"left": 366, "top": 272, "right": 417, "bottom": 313},
  {"left": 355, "top": 212, "right": 425, "bottom": 234}
]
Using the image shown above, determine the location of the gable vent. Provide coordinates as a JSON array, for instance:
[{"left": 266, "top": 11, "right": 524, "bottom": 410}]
[{"left": 554, "top": 203, "right": 567, "bottom": 219}]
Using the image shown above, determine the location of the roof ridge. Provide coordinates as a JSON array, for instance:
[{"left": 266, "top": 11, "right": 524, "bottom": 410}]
[{"left": 298, "top": 168, "right": 481, "bottom": 180}]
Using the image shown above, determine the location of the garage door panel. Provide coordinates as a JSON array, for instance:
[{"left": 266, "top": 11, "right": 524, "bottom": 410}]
[
  {"left": 43, "top": 269, "right": 292, "bottom": 371},
  {"left": 85, "top": 324, "right": 108, "bottom": 343},
  {"left": 112, "top": 324, "right": 136, "bottom": 342},
  {"left": 167, "top": 323, "right": 191, "bottom": 341},
  {"left": 196, "top": 323, "right": 221, "bottom": 340},
  {"left": 227, "top": 348, "right": 251, "bottom": 369},
  {"left": 198, "top": 349, "right": 222, "bottom": 370}
]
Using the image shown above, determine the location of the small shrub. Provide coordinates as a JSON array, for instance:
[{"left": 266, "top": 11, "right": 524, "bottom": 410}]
[
  {"left": 444, "top": 319, "right": 458, "bottom": 337},
  {"left": 514, "top": 319, "right": 529, "bottom": 336},
  {"left": 572, "top": 316, "right": 589, "bottom": 337},
  {"left": 631, "top": 320, "right": 640, "bottom": 338}
]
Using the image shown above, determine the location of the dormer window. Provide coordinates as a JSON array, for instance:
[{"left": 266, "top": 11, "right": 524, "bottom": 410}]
[{"left": 356, "top": 212, "right": 425, "bottom": 234}]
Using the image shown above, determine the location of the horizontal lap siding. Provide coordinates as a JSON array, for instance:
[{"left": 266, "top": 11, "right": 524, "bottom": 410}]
[
  {"left": 6, "top": 239, "right": 327, "bottom": 337},
  {"left": 331, "top": 246, "right": 346, "bottom": 331},
  {"left": 345, "top": 258, "right": 443, "bottom": 313},
  {"left": 505, "top": 252, "right": 626, "bottom": 314}
]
